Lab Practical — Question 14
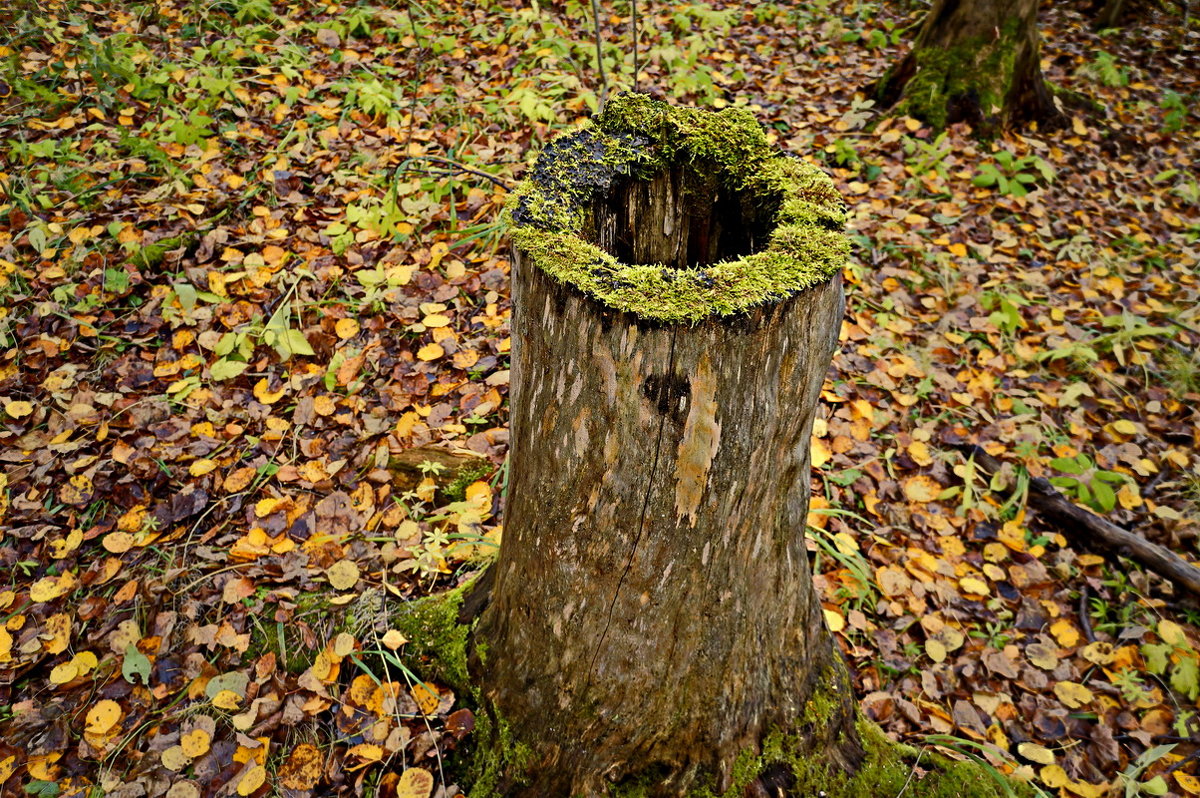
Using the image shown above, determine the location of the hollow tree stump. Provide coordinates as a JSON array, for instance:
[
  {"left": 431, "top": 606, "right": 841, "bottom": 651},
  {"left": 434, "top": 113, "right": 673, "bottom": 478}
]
[{"left": 472, "top": 94, "right": 862, "bottom": 796}]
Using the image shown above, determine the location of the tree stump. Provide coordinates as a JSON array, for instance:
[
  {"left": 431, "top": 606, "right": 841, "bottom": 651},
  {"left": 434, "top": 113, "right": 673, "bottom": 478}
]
[{"left": 473, "top": 94, "right": 860, "bottom": 795}]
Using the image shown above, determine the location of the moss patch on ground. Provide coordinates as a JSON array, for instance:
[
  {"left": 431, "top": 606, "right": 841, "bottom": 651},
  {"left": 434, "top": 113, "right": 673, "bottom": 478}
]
[{"left": 507, "top": 92, "right": 849, "bottom": 323}]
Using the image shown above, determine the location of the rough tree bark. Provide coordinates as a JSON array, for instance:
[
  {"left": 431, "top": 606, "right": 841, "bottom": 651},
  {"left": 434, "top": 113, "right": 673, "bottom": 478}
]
[
  {"left": 455, "top": 95, "right": 1011, "bottom": 797},
  {"left": 874, "top": 0, "right": 1063, "bottom": 132}
]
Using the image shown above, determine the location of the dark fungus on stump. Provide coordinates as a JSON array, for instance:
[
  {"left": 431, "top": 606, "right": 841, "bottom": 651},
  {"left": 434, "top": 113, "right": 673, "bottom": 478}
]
[{"left": 472, "top": 93, "right": 863, "bottom": 796}]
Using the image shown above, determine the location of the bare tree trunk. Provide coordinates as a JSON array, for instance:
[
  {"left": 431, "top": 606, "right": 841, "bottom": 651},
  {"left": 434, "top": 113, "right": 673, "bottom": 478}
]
[
  {"left": 468, "top": 94, "right": 863, "bottom": 796},
  {"left": 1094, "top": 0, "right": 1130, "bottom": 27},
  {"left": 875, "top": 0, "right": 1063, "bottom": 132}
]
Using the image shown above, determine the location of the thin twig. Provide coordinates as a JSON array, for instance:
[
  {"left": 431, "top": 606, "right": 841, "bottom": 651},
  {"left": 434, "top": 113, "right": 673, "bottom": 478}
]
[
  {"left": 397, "top": 156, "right": 511, "bottom": 189},
  {"left": 591, "top": 0, "right": 608, "bottom": 108},
  {"left": 1079, "top": 584, "right": 1096, "bottom": 643},
  {"left": 631, "top": 0, "right": 639, "bottom": 91}
]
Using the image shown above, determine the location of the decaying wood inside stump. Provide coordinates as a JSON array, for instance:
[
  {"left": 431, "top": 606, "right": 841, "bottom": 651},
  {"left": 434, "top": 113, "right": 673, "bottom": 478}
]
[
  {"left": 591, "top": 166, "right": 776, "bottom": 269},
  {"left": 473, "top": 154, "right": 861, "bottom": 795}
]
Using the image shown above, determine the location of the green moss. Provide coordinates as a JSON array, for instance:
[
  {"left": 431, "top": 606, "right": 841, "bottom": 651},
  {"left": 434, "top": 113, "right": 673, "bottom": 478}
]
[
  {"left": 891, "top": 18, "right": 1024, "bottom": 131},
  {"left": 507, "top": 92, "right": 849, "bottom": 324},
  {"left": 130, "top": 233, "right": 194, "bottom": 270},
  {"left": 245, "top": 591, "right": 350, "bottom": 674},
  {"left": 468, "top": 706, "right": 538, "bottom": 798},
  {"left": 673, "top": 719, "right": 1028, "bottom": 798},
  {"left": 444, "top": 459, "right": 495, "bottom": 502},
  {"left": 389, "top": 577, "right": 479, "bottom": 692}
]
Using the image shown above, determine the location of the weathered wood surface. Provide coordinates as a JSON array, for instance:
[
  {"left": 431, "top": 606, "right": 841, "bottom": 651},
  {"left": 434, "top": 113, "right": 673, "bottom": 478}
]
[{"left": 474, "top": 250, "right": 859, "bottom": 794}]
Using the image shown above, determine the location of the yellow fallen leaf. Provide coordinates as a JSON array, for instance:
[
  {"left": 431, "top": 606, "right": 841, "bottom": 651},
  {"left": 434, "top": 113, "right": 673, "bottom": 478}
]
[
  {"left": 1016, "top": 741, "right": 1054, "bottom": 766},
  {"left": 1050, "top": 619, "right": 1079, "bottom": 648},
  {"left": 85, "top": 699, "right": 122, "bottom": 734},
  {"left": 212, "top": 689, "right": 242, "bottom": 710},
  {"left": 381, "top": 629, "right": 409, "bottom": 650},
  {"left": 1040, "top": 763, "right": 1069, "bottom": 788},
  {"left": 1053, "top": 681, "right": 1093, "bottom": 709},
  {"left": 103, "top": 532, "right": 135, "bottom": 554},
  {"left": 224, "top": 466, "right": 257, "bottom": 493},
  {"left": 926, "top": 638, "right": 947, "bottom": 663},
  {"left": 1106, "top": 419, "right": 1137, "bottom": 437},
  {"left": 422, "top": 313, "right": 451, "bottom": 328},
  {"left": 255, "top": 497, "right": 285, "bottom": 518},
  {"left": 73, "top": 651, "right": 98, "bottom": 674},
  {"left": 49, "top": 661, "right": 79, "bottom": 685},
  {"left": 947, "top": 242, "right": 967, "bottom": 258},
  {"left": 335, "top": 318, "right": 360, "bottom": 339},
  {"left": 279, "top": 743, "right": 323, "bottom": 790},
  {"left": 1176, "top": 772, "right": 1200, "bottom": 794},
  {"left": 189, "top": 459, "right": 218, "bottom": 477},
  {"left": 903, "top": 475, "right": 940, "bottom": 503},
  {"left": 236, "top": 764, "right": 267, "bottom": 796},
  {"left": 160, "top": 745, "right": 191, "bottom": 772},
  {"left": 417, "top": 342, "right": 444, "bottom": 361},
  {"left": 810, "top": 437, "right": 831, "bottom": 468},
  {"left": 326, "top": 560, "right": 360, "bottom": 591},
  {"left": 29, "top": 575, "right": 71, "bottom": 603},
  {"left": 180, "top": 728, "right": 212, "bottom": 758},
  {"left": 1159, "top": 619, "right": 1187, "bottom": 646},
  {"left": 823, "top": 608, "right": 845, "bottom": 633},
  {"left": 397, "top": 768, "right": 435, "bottom": 798},
  {"left": 3, "top": 400, "right": 33, "bottom": 418},
  {"left": 253, "top": 378, "right": 286, "bottom": 405},
  {"left": 412, "top": 682, "right": 440, "bottom": 716},
  {"left": 959, "top": 576, "right": 989, "bottom": 596},
  {"left": 908, "top": 440, "right": 933, "bottom": 466},
  {"left": 347, "top": 743, "right": 383, "bottom": 762}
]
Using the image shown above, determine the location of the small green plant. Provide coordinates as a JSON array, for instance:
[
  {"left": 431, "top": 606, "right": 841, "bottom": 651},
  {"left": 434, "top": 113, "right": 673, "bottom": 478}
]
[
  {"left": 1141, "top": 619, "right": 1200, "bottom": 701},
  {"left": 973, "top": 150, "right": 1055, "bottom": 197},
  {"left": 1077, "top": 50, "right": 1129, "bottom": 87},
  {"left": 1160, "top": 90, "right": 1192, "bottom": 135},
  {"left": 808, "top": 515, "right": 879, "bottom": 611},
  {"left": 980, "top": 291, "right": 1030, "bottom": 336},
  {"left": 1046, "top": 453, "right": 1128, "bottom": 513},
  {"left": 1116, "top": 743, "right": 1175, "bottom": 797},
  {"left": 340, "top": 76, "right": 404, "bottom": 124},
  {"left": 417, "top": 460, "right": 448, "bottom": 477},
  {"left": 903, "top": 131, "right": 952, "bottom": 183}
]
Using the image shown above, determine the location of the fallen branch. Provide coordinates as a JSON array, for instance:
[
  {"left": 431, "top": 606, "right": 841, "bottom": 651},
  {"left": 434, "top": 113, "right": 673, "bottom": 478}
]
[{"left": 957, "top": 444, "right": 1200, "bottom": 598}]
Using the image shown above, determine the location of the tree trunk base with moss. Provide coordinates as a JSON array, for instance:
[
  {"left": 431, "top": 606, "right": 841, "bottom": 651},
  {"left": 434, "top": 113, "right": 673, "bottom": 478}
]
[
  {"left": 874, "top": 0, "right": 1063, "bottom": 133},
  {"left": 390, "top": 573, "right": 1030, "bottom": 798}
]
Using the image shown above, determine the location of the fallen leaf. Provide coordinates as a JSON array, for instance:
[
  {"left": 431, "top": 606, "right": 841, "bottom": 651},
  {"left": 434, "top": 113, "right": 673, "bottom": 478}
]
[
  {"left": 903, "top": 475, "right": 940, "bottom": 502},
  {"left": 417, "top": 343, "right": 444, "bottom": 361},
  {"left": 326, "top": 560, "right": 360, "bottom": 590},
  {"left": 85, "top": 699, "right": 122, "bottom": 734},
  {"left": 397, "top": 768, "right": 435, "bottom": 798},
  {"left": 1053, "top": 681, "right": 1093, "bottom": 708},
  {"left": 236, "top": 764, "right": 267, "bottom": 796},
  {"left": 180, "top": 728, "right": 211, "bottom": 758},
  {"left": 279, "top": 743, "right": 323, "bottom": 790}
]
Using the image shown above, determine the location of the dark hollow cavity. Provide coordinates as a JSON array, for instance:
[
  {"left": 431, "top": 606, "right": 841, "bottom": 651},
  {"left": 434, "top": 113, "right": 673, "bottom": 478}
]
[{"left": 586, "top": 166, "right": 782, "bottom": 270}]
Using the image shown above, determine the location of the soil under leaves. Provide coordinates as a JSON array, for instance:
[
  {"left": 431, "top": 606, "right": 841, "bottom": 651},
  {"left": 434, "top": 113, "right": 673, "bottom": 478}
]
[{"left": 0, "top": 1, "right": 1198, "bottom": 797}]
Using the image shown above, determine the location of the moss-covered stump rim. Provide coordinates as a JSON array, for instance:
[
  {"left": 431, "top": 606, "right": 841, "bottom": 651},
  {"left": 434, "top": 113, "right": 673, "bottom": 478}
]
[{"left": 506, "top": 92, "right": 850, "bottom": 323}]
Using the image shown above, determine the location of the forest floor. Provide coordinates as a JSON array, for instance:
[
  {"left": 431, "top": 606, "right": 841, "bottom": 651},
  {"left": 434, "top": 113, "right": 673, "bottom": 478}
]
[{"left": 0, "top": 0, "right": 1198, "bottom": 796}]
